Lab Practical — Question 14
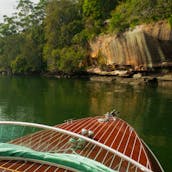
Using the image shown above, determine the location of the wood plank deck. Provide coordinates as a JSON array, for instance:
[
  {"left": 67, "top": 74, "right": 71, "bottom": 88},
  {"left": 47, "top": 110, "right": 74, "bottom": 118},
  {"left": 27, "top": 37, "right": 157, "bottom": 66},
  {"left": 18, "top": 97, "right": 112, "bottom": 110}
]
[{"left": 0, "top": 116, "right": 161, "bottom": 172}]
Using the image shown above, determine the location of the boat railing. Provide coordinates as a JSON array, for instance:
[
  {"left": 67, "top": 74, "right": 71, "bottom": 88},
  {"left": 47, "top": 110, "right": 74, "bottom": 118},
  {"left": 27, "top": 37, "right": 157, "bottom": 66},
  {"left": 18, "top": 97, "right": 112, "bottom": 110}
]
[{"left": 0, "top": 121, "right": 153, "bottom": 172}]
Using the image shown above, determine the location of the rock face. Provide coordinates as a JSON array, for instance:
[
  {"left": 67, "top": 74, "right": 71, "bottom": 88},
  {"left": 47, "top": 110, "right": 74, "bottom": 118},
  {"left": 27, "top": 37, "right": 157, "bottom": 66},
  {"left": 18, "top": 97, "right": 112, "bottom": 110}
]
[{"left": 89, "top": 21, "right": 172, "bottom": 71}]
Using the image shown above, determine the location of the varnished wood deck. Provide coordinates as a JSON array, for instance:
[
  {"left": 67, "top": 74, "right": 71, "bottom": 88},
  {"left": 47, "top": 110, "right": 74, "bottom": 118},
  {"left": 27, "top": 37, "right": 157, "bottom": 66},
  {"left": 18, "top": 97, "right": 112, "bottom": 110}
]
[{"left": 0, "top": 116, "right": 163, "bottom": 172}]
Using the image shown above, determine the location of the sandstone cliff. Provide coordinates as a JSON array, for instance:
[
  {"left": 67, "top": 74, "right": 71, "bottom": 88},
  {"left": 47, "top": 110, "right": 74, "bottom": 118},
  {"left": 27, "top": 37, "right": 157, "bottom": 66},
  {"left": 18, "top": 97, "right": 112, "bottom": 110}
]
[{"left": 89, "top": 21, "right": 172, "bottom": 71}]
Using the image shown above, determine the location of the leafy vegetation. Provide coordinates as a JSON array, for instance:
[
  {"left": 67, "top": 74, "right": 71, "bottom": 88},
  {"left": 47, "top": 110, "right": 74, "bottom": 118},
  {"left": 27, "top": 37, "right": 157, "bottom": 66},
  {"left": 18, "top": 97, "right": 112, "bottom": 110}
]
[
  {"left": 0, "top": 0, "right": 171, "bottom": 74},
  {"left": 0, "top": 0, "right": 46, "bottom": 74},
  {"left": 168, "top": 15, "right": 172, "bottom": 27},
  {"left": 43, "top": 0, "right": 85, "bottom": 73},
  {"left": 110, "top": 0, "right": 172, "bottom": 32}
]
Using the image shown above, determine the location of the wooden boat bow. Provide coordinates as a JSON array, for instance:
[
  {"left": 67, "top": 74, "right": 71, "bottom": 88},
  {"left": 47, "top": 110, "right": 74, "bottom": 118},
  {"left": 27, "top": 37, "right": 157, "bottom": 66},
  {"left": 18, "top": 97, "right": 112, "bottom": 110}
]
[{"left": 0, "top": 116, "right": 164, "bottom": 172}]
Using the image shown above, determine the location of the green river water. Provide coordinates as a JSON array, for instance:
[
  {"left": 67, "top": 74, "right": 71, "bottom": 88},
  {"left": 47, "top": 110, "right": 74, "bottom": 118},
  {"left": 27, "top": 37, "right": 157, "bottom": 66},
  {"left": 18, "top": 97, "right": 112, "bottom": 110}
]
[{"left": 0, "top": 76, "right": 171, "bottom": 171}]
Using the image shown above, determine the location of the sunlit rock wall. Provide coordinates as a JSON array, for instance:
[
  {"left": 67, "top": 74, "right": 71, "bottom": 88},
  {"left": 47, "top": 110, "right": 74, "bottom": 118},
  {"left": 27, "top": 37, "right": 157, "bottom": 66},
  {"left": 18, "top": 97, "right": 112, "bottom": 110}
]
[{"left": 90, "top": 21, "right": 172, "bottom": 70}]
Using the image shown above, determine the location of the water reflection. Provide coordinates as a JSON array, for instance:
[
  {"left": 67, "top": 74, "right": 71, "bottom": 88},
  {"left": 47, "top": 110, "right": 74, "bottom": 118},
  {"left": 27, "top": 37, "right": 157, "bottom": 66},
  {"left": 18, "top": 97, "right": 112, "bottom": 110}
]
[{"left": 0, "top": 76, "right": 171, "bottom": 171}]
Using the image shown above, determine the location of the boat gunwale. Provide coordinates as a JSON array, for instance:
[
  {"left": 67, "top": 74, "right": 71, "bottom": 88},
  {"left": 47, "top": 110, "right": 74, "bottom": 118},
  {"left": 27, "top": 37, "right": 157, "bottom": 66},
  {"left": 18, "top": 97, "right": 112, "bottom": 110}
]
[
  {"left": 0, "top": 120, "right": 153, "bottom": 172},
  {"left": 141, "top": 139, "right": 164, "bottom": 172}
]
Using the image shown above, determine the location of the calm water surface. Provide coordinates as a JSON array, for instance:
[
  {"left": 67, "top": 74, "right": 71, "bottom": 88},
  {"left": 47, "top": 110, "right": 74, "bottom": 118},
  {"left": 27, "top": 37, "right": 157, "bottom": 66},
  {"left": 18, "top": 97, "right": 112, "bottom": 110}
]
[{"left": 0, "top": 76, "right": 171, "bottom": 171}]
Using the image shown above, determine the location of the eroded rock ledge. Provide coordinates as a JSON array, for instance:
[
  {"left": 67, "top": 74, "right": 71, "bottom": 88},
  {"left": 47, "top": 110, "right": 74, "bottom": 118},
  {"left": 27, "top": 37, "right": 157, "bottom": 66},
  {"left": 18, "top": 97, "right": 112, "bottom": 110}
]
[{"left": 89, "top": 20, "right": 172, "bottom": 71}]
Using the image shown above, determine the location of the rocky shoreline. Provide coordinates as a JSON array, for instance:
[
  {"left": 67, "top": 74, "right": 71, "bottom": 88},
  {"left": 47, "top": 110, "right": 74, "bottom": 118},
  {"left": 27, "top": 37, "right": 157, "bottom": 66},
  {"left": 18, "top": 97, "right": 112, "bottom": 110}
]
[
  {"left": 88, "top": 72, "right": 172, "bottom": 87},
  {"left": 42, "top": 69, "right": 172, "bottom": 87},
  {"left": 1, "top": 68, "right": 172, "bottom": 87}
]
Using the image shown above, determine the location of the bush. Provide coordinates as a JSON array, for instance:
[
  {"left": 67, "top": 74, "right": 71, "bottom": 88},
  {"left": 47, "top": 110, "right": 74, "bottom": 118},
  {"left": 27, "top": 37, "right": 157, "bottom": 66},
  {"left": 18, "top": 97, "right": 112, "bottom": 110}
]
[
  {"left": 11, "top": 56, "right": 28, "bottom": 73},
  {"left": 109, "top": 0, "right": 172, "bottom": 32},
  {"left": 168, "top": 15, "right": 172, "bottom": 28},
  {"left": 57, "top": 46, "right": 87, "bottom": 73}
]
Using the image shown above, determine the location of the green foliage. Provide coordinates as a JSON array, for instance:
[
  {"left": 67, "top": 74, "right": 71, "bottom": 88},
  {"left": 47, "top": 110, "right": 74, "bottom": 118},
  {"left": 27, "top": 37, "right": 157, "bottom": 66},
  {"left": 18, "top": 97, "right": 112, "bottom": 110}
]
[
  {"left": 44, "top": 0, "right": 83, "bottom": 47},
  {"left": 109, "top": 0, "right": 172, "bottom": 32},
  {"left": 0, "top": 0, "right": 46, "bottom": 74},
  {"left": 43, "top": 0, "right": 85, "bottom": 73},
  {"left": 168, "top": 15, "right": 172, "bottom": 28},
  {"left": 11, "top": 55, "right": 27, "bottom": 73},
  {"left": 0, "top": 0, "right": 171, "bottom": 74},
  {"left": 82, "top": 0, "right": 119, "bottom": 36},
  {"left": 72, "top": 30, "right": 89, "bottom": 47},
  {"left": 0, "top": 0, "right": 121, "bottom": 74},
  {"left": 0, "top": 34, "right": 23, "bottom": 70},
  {"left": 0, "top": 16, "right": 17, "bottom": 36},
  {"left": 83, "top": 0, "right": 118, "bottom": 20},
  {"left": 109, "top": 12, "right": 129, "bottom": 32},
  {"left": 16, "top": 0, "right": 47, "bottom": 31},
  {"left": 83, "top": 0, "right": 102, "bottom": 19},
  {"left": 57, "top": 46, "right": 86, "bottom": 73}
]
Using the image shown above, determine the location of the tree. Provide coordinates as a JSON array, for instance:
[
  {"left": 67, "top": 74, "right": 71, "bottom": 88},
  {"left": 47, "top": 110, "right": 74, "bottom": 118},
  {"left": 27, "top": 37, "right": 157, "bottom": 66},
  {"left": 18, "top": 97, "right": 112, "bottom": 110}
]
[
  {"left": 0, "top": 16, "right": 17, "bottom": 36},
  {"left": 57, "top": 46, "right": 86, "bottom": 73},
  {"left": 43, "top": 0, "right": 84, "bottom": 72},
  {"left": 82, "top": 0, "right": 119, "bottom": 37},
  {"left": 109, "top": 0, "right": 172, "bottom": 32},
  {"left": 16, "top": 0, "right": 47, "bottom": 31},
  {"left": 0, "top": 0, "right": 46, "bottom": 74},
  {"left": 0, "top": 34, "right": 23, "bottom": 73}
]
